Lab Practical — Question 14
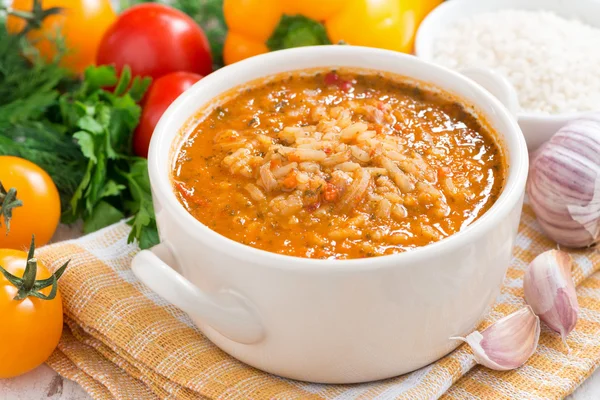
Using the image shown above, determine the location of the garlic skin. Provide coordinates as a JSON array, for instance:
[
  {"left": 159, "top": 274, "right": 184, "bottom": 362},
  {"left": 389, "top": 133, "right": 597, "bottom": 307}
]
[
  {"left": 527, "top": 112, "right": 600, "bottom": 248},
  {"left": 451, "top": 306, "right": 540, "bottom": 371},
  {"left": 524, "top": 250, "right": 579, "bottom": 347}
]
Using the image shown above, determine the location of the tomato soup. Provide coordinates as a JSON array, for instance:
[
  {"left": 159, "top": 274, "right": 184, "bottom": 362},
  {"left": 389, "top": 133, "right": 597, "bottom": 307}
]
[{"left": 172, "top": 69, "right": 506, "bottom": 259}]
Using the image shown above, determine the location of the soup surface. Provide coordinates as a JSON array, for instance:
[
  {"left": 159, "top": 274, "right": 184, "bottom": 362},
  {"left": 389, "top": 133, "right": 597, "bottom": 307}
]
[{"left": 173, "top": 69, "right": 505, "bottom": 259}]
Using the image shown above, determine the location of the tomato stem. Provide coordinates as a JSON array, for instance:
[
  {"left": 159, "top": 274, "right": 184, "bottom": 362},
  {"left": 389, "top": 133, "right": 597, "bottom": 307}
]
[
  {"left": 0, "top": 236, "right": 69, "bottom": 301},
  {"left": 3, "top": 0, "right": 64, "bottom": 37},
  {"left": 0, "top": 181, "right": 23, "bottom": 235}
]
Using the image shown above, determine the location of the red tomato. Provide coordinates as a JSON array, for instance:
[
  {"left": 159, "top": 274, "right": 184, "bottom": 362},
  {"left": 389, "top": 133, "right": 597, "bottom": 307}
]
[
  {"left": 134, "top": 72, "right": 203, "bottom": 157},
  {"left": 96, "top": 4, "right": 212, "bottom": 80}
]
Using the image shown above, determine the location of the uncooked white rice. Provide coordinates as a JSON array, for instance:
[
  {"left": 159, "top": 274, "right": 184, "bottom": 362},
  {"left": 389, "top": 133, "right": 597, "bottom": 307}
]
[{"left": 432, "top": 10, "right": 600, "bottom": 114}]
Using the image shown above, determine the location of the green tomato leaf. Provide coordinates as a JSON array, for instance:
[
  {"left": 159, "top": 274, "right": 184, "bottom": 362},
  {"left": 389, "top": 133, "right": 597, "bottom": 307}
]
[
  {"left": 267, "top": 15, "right": 331, "bottom": 52},
  {"left": 84, "top": 201, "right": 125, "bottom": 234}
]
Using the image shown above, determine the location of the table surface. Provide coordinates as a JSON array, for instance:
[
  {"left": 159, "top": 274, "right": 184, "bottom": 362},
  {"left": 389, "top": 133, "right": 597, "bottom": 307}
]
[{"left": 1, "top": 225, "right": 599, "bottom": 399}]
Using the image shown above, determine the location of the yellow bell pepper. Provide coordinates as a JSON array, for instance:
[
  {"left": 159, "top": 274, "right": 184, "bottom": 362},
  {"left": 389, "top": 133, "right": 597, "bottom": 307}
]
[{"left": 223, "top": 0, "right": 443, "bottom": 65}]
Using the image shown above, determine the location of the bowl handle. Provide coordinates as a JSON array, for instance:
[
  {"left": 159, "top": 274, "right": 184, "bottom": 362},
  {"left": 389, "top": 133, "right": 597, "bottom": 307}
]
[
  {"left": 131, "top": 243, "right": 265, "bottom": 344},
  {"left": 460, "top": 67, "right": 520, "bottom": 117}
]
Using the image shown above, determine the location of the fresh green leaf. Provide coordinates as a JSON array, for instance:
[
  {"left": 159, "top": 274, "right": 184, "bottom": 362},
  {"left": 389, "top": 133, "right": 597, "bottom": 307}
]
[
  {"left": 83, "top": 201, "right": 125, "bottom": 234},
  {"left": 59, "top": 97, "right": 90, "bottom": 130},
  {"left": 128, "top": 76, "right": 152, "bottom": 102},
  {"left": 73, "top": 131, "right": 97, "bottom": 163},
  {"left": 119, "top": 158, "right": 159, "bottom": 249},
  {"left": 77, "top": 115, "right": 104, "bottom": 135},
  {"left": 70, "top": 160, "right": 93, "bottom": 217},
  {"left": 99, "top": 180, "right": 126, "bottom": 199},
  {"left": 95, "top": 103, "right": 111, "bottom": 128},
  {"left": 267, "top": 15, "right": 331, "bottom": 51},
  {"left": 131, "top": 212, "right": 159, "bottom": 250},
  {"left": 113, "top": 65, "right": 132, "bottom": 96},
  {"left": 83, "top": 65, "right": 118, "bottom": 92},
  {"left": 85, "top": 151, "right": 107, "bottom": 214}
]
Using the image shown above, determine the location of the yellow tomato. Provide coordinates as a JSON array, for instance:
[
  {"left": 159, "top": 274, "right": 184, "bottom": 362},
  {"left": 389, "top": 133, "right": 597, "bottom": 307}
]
[
  {"left": 0, "top": 248, "right": 63, "bottom": 378},
  {"left": 0, "top": 156, "right": 60, "bottom": 250},
  {"left": 6, "top": 0, "right": 117, "bottom": 74}
]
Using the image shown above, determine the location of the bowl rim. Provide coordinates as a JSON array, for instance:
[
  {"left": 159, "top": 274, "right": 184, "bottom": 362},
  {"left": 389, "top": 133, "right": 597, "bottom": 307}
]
[
  {"left": 414, "top": 0, "right": 598, "bottom": 121},
  {"left": 148, "top": 45, "right": 529, "bottom": 271}
]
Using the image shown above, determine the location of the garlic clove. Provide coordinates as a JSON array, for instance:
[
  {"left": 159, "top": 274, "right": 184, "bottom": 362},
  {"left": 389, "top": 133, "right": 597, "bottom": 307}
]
[
  {"left": 524, "top": 249, "right": 579, "bottom": 350},
  {"left": 567, "top": 174, "right": 600, "bottom": 244},
  {"left": 451, "top": 306, "right": 540, "bottom": 371}
]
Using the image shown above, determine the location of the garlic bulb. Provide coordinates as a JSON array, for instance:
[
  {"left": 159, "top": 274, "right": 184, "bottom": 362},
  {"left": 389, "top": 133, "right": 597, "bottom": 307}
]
[
  {"left": 451, "top": 306, "right": 540, "bottom": 371},
  {"left": 527, "top": 113, "right": 600, "bottom": 248},
  {"left": 524, "top": 250, "right": 579, "bottom": 349}
]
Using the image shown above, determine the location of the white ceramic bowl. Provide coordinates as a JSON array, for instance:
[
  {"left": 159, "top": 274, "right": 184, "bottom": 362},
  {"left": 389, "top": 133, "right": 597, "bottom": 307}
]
[
  {"left": 131, "top": 46, "right": 528, "bottom": 384},
  {"left": 415, "top": 0, "right": 600, "bottom": 151}
]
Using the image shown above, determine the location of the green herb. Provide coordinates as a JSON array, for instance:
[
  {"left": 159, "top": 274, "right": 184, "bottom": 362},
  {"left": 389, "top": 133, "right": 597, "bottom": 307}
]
[
  {"left": 0, "top": 19, "right": 82, "bottom": 210},
  {"left": 119, "top": 158, "right": 159, "bottom": 249},
  {"left": 267, "top": 15, "right": 331, "bottom": 51},
  {"left": 58, "top": 64, "right": 156, "bottom": 247},
  {"left": 0, "top": 122, "right": 86, "bottom": 210},
  {"left": 0, "top": 17, "right": 69, "bottom": 114},
  {"left": 0, "top": 23, "right": 158, "bottom": 248}
]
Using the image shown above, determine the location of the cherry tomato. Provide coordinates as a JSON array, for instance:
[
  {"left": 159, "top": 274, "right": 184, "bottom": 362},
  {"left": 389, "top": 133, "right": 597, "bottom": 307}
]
[
  {"left": 96, "top": 4, "right": 212, "bottom": 81},
  {"left": 0, "top": 157, "right": 60, "bottom": 250},
  {"left": 6, "top": 0, "right": 117, "bottom": 75},
  {"left": 134, "top": 72, "right": 203, "bottom": 158},
  {"left": 0, "top": 248, "right": 63, "bottom": 378}
]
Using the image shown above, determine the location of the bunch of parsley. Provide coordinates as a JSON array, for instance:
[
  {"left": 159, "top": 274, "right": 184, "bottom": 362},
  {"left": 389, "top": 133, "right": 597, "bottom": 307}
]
[
  {"left": 58, "top": 66, "right": 157, "bottom": 249},
  {"left": 0, "top": 21, "right": 158, "bottom": 249}
]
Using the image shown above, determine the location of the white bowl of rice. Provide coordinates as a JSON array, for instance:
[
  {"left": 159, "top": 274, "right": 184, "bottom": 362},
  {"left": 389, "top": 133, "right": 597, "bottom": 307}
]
[{"left": 415, "top": 0, "right": 600, "bottom": 150}]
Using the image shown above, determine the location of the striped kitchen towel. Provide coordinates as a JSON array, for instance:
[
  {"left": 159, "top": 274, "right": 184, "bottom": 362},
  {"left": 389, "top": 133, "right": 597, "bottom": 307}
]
[{"left": 39, "top": 203, "right": 600, "bottom": 399}]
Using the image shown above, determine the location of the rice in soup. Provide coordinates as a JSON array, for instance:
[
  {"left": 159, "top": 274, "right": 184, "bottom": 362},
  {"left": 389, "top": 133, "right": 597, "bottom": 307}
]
[{"left": 172, "top": 69, "right": 506, "bottom": 259}]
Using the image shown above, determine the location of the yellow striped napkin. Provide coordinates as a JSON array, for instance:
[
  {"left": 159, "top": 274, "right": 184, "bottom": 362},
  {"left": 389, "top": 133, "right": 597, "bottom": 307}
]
[{"left": 38, "top": 204, "right": 600, "bottom": 399}]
